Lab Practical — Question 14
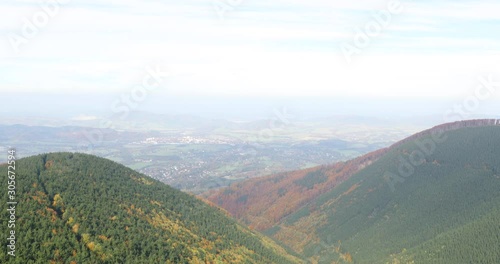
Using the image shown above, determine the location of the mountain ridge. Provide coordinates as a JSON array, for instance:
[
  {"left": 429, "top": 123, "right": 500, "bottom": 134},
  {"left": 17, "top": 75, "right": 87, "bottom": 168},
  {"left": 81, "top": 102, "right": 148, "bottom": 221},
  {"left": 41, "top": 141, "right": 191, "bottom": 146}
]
[
  {"left": 206, "top": 119, "right": 500, "bottom": 230},
  {"left": 207, "top": 119, "right": 500, "bottom": 263}
]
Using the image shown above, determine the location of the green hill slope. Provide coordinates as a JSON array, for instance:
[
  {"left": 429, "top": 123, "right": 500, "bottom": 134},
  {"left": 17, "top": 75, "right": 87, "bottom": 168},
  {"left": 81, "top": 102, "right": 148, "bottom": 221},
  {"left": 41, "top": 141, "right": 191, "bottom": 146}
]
[
  {"left": 209, "top": 120, "right": 500, "bottom": 263},
  {"left": 309, "top": 124, "right": 500, "bottom": 263},
  {"left": 0, "top": 152, "right": 302, "bottom": 264}
]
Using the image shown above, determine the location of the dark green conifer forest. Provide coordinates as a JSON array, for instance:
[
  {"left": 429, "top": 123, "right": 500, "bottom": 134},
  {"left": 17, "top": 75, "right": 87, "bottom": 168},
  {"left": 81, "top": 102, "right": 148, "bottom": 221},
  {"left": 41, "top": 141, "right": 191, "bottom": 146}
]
[{"left": 0, "top": 153, "right": 301, "bottom": 263}]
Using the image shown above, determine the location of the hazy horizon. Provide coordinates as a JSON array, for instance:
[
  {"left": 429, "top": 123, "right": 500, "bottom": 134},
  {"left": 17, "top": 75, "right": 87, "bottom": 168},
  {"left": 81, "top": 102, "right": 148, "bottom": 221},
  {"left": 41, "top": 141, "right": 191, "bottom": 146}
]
[
  {"left": 1, "top": 0, "right": 499, "bottom": 122},
  {"left": 2, "top": 94, "right": 500, "bottom": 123}
]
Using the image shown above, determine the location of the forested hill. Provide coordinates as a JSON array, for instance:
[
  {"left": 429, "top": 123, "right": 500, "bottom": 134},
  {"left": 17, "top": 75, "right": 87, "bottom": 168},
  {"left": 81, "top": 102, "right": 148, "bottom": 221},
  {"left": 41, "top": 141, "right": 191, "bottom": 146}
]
[
  {"left": 208, "top": 121, "right": 500, "bottom": 263},
  {"left": 0, "top": 153, "right": 302, "bottom": 263},
  {"left": 205, "top": 148, "right": 388, "bottom": 231},
  {"left": 205, "top": 119, "right": 500, "bottom": 231}
]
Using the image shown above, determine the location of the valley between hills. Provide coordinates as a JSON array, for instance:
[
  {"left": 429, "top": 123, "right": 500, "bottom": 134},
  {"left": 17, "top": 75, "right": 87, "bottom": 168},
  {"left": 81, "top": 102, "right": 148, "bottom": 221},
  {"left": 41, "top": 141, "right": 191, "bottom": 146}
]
[{"left": 1, "top": 119, "right": 499, "bottom": 263}]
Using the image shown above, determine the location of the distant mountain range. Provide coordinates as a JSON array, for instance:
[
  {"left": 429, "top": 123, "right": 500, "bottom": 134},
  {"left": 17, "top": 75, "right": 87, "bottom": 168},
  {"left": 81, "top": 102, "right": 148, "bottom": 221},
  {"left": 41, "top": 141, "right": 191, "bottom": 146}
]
[
  {"left": 0, "top": 110, "right": 445, "bottom": 132},
  {"left": 207, "top": 119, "right": 500, "bottom": 263}
]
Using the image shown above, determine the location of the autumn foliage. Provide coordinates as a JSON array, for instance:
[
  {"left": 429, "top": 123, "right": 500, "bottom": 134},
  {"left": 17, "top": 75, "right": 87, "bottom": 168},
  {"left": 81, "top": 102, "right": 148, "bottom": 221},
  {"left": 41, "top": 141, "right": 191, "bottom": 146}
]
[{"left": 207, "top": 148, "right": 388, "bottom": 230}]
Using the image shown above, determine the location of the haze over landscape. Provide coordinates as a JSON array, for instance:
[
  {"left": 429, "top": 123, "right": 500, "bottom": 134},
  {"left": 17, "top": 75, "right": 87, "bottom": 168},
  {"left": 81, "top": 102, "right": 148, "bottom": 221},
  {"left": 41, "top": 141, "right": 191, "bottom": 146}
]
[
  {"left": 2, "top": 0, "right": 500, "bottom": 115},
  {"left": 1, "top": 0, "right": 500, "bottom": 263}
]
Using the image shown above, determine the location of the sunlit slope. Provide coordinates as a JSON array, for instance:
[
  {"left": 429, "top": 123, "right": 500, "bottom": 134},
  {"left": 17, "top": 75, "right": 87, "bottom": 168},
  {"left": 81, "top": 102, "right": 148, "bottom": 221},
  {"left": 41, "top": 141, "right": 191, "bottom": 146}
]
[
  {"left": 0, "top": 153, "right": 302, "bottom": 264},
  {"left": 205, "top": 149, "right": 387, "bottom": 231},
  {"left": 209, "top": 120, "right": 500, "bottom": 263}
]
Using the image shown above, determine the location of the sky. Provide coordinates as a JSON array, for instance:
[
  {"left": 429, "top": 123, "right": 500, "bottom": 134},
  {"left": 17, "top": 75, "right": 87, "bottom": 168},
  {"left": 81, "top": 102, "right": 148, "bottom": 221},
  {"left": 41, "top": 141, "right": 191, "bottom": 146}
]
[{"left": 0, "top": 0, "right": 500, "bottom": 119}]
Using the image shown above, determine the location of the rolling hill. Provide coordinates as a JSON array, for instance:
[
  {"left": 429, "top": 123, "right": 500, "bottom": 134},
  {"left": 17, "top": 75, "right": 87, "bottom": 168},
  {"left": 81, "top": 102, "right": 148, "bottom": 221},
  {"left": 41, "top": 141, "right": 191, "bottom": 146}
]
[
  {"left": 0, "top": 152, "right": 302, "bottom": 263},
  {"left": 207, "top": 119, "right": 500, "bottom": 263}
]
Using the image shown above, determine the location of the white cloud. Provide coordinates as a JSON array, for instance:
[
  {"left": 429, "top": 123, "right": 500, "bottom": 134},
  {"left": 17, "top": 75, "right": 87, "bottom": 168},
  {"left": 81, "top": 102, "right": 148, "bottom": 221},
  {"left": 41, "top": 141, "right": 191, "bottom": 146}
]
[{"left": 0, "top": 0, "right": 499, "bottom": 99}]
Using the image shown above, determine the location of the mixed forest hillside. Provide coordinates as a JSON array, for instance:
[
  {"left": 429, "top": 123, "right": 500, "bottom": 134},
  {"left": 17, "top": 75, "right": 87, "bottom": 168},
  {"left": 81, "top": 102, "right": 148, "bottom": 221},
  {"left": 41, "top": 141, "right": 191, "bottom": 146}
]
[
  {"left": 208, "top": 119, "right": 500, "bottom": 263},
  {"left": 205, "top": 148, "right": 388, "bottom": 231},
  {"left": 0, "top": 153, "right": 302, "bottom": 263}
]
